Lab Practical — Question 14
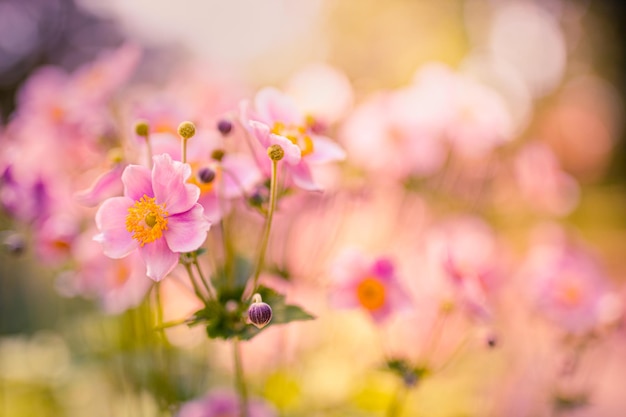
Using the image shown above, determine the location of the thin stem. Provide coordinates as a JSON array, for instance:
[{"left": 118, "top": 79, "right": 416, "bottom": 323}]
[
  {"left": 182, "top": 138, "right": 188, "bottom": 164},
  {"left": 192, "top": 252, "right": 215, "bottom": 300},
  {"left": 233, "top": 339, "right": 249, "bottom": 417},
  {"left": 145, "top": 135, "right": 153, "bottom": 166},
  {"left": 183, "top": 261, "right": 208, "bottom": 303},
  {"left": 154, "top": 281, "right": 171, "bottom": 346},
  {"left": 386, "top": 383, "right": 408, "bottom": 417},
  {"left": 421, "top": 307, "right": 449, "bottom": 364},
  {"left": 248, "top": 160, "right": 279, "bottom": 298}
]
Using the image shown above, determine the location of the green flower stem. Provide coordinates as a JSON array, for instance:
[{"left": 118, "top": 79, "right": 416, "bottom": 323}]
[
  {"left": 249, "top": 159, "right": 279, "bottom": 298},
  {"left": 145, "top": 135, "right": 153, "bottom": 166},
  {"left": 386, "top": 383, "right": 408, "bottom": 417},
  {"left": 183, "top": 261, "right": 208, "bottom": 304},
  {"left": 192, "top": 252, "right": 215, "bottom": 300},
  {"left": 181, "top": 138, "right": 188, "bottom": 164},
  {"left": 233, "top": 338, "right": 250, "bottom": 417},
  {"left": 154, "top": 281, "right": 171, "bottom": 346}
]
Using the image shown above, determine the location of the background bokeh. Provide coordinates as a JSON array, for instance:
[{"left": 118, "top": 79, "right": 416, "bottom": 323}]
[{"left": 2, "top": 0, "right": 626, "bottom": 416}]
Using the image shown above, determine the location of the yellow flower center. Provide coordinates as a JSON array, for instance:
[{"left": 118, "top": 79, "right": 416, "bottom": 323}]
[
  {"left": 271, "top": 121, "right": 314, "bottom": 156},
  {"left": 356, "top": 277, "right": 386, "bottom": 311},
  {"left": 125, "top": 195, "right": 168, "bottom": 246}
]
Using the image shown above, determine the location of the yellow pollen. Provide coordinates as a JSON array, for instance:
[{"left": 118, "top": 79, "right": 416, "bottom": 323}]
[
  {"left": 271, "top": 121, "right": 315, "bottom": 157},
  {"left": 125, "top": 195, "right": 168, "bottom": 246},
  {"left": 356, "top": 277, "right": 386, "bottom": 311}
]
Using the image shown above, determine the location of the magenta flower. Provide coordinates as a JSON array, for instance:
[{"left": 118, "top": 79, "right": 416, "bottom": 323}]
[
  {"left": 94, "top": 154, "right": 210, "bottom": 281},
  {"left": 242, "top": 87, "right": 346, "bottom": 191},
  {"left": 176, "top": 389, "right": 276, "bottom": 417},
  {"left": 329, "top": 250, "right": 412, "bottom": 323}
]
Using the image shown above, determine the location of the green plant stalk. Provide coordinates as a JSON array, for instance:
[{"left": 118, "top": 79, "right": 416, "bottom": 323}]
[
  {"left": 192, "top": 252, "right": 215, "bottom": 300},
  {"left": 183, "top": 261, "right": 208, "bottom": 304},
  {"left": 386, "top": 384, "right": 408, "bottom": 417},
  {"left": 145, "top": 134, "right": 153, "bottom": 166},
  {"left": 233, "top": 338, "right": 250, "bottom": 417},
  {"left": 249, "top": 159, "right": 279, "bottom": 298}
]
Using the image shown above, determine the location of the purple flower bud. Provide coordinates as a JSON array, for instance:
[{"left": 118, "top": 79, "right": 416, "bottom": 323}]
[
  {"left": 217, "top": 119, "right": 233, "bottom": 136},
  {"left": 198, "top": 167, "right": 216, "bottom": 183},
  {"left": 247, "top": 294, "right": 272, "bottom": 329}
]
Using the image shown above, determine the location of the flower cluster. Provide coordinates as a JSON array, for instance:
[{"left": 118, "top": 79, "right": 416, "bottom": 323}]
[{"left": 1, "top": 13, "right": 625, "bottom": 415}]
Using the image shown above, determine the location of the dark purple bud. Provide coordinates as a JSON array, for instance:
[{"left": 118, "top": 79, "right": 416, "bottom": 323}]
[
  {"left": 217, "top": 119, "right": 233, "bottom": 136},
  {"left": 198, "top": 167, "right": 216, "bottom": 183},
  {"left": 247, "top": 294, "right": 272, "bottom": 329}
]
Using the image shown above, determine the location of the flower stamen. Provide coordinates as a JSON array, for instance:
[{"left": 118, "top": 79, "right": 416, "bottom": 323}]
[{"left": 126, "top": 195, "right": 168, "bottom": 246}]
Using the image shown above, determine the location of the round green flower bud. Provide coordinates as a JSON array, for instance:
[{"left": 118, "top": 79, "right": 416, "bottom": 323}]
[
  {"left": 134, "top": 120, "right": 150, "bottom": 137},
  {"left": 267, "top": 144, "right": 284, "bottom": 161},
  {"left": 177, "top": 121, "right": 196, "bottom": 139}
]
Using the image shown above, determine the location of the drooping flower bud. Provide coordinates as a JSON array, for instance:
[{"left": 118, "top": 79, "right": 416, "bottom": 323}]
[
  {"left": 267, "top": 144, "right": 284, "bottom": 161},
  {"left": 177, "top": 121, "right": 196, "bottom": 139},
  {"left": 247, "top": 293, "right": 272, "bottom": 329},
  {"left": 217, "top": 119, "right": 233, "bottom": 136}
]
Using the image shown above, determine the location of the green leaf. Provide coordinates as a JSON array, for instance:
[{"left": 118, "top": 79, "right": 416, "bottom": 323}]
[
  {"left": 187, "top": 285, "right": 315, "bottom": 341},
  {"left": 385, "top": 358, "right": 429, "bottom": 387}
]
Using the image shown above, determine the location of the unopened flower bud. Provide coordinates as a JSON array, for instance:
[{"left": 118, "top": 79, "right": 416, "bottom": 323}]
[
  {"left": 134, "top": 120, "right": 150, "bottom": 137},
  {"left": 217, "top": 119, "right": 233, "bottom": 136},
  {"left": 177, "top": 121, "right": 196, "bottom": 139},
  {"left": 247, "top": 293, "right": 272, "bottom": 329},
  {"left": 211, "top": 149, "right": 225, "bottom": 162},
  {"left": 198, "top": 167, "right": 216, "bottom": 183},
  {"left": 267, "top": 144, "right": 284, "bottom": 161},
  {"left": 1, "top": 231, "right": 25, "bottom": 255}
]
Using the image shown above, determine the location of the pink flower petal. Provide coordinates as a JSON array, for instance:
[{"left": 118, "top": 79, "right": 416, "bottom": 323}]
[
  {"left": 249, "top": 120, "right": 272, "bottom": 148},
  {"left": 221, "top": 154, "right": 262, "bottom": 199},
  {"left": 122, "top": 164, "right": 153, "bottom": 201},
  {"left": 94, "top": 196, "right": 138, "bottom": 258},
  {"left": 75, "top": 166, "right": 124, "bottom": 207},
  {"left": 198, "top": 191, "right": 226, "bottom": 223},
  {"left": 289, "top": 162, "right": 320, "bottom": 191},
  {"left": 254, "top": 87, "right": 302, "bottom": 125},
  {"left": 152, "top": 154, "right": 200, "bottom": 214},
  {"left": 306, "top": 136, "right": 346, "bottom": 164},
  {"left": 269, "top": 133, "right": 301, "bottom": 165},
  {"left": 139, "top": 237, "right": 179, "bottom": 281},
  {"left": 164, "top": 204, "right": 210, "bottom": 253}
]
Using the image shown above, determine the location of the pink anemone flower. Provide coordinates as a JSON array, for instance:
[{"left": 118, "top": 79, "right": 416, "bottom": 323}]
[
  {"left": 242, "top": 87, "right": 346, "bottom": 191},
  {"left": 94, "top": 154, "right": 210, "bottom": 281},
  {"left": 329, "top": 250, "right": 412, "bottom": 323}
]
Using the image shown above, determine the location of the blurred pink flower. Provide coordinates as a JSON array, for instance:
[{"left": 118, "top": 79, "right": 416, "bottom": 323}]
[
  {"left": 176, "top": 389, "right": 276, "bottom": 417},
  {"left": 514, "top": 141, "right": 580, "bottom": 216},
  {"left": 524, "top": 235, "right": 618, "bottom": 334},
  {"left": 329, "top": 250, "right": 412, "bottom": 323},
  {"left": 242, "top": 87, "right": 346, "bottom": 191},
  {"left": 94, "top": 154, "right": 210, "bottom": 281},
  {"left": 150, "top": 131, "right": 261, "bottom": 222},
  {"left": 56, "top": 232, "right": 152, "bottom": 315},
  {"left": 426, "top": 217, "right": 503, "bottom": 321}
]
